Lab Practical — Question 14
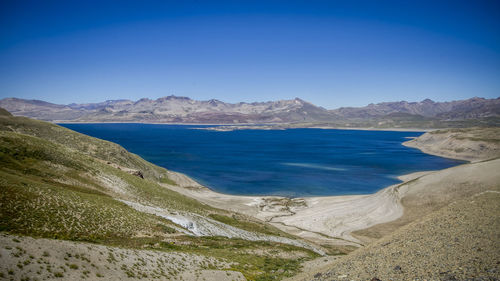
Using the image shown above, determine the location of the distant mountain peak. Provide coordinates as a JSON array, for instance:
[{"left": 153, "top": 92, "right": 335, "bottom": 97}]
[
  {"left": 207, "top": 99, "right": 223, "bottom": 106},
  {"left": 421, "top": 98, "right": 434, "bottom": 104}
]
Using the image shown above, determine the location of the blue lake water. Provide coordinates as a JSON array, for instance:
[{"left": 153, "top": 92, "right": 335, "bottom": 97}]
[{"left": 60, "top": 123, "right": 465, "bottom": 197}]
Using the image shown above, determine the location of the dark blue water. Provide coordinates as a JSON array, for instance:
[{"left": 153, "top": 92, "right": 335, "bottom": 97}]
[{"left": 60, "top": 123, "right": 464, "bottom": 197}]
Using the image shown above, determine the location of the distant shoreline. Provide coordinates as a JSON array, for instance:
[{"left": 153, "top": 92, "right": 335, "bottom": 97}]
[{"left": 54, "top": 120, "right": 434, "bottom": 132}]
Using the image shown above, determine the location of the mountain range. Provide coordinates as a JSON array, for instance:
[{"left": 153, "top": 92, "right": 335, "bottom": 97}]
[{"left": 0, "top": 96, "right": 499, "bottom": 127}]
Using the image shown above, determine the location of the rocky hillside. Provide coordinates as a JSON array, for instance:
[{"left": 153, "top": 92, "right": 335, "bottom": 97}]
[
  {"left": 1, "top": 96, "right": 499, "bottom": 126},
  {"left": 0, "top": 110, "right": 322, "bottom": 280}
]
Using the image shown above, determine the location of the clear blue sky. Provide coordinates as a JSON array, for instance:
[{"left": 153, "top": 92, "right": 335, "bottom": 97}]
[{"left": 0, "top": 0, "right": 499, "bottom": 108}]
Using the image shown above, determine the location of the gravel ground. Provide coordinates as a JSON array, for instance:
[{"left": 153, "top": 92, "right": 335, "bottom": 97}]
[{"left": 305, "top": 191, "right": 500, "bottom": 281}]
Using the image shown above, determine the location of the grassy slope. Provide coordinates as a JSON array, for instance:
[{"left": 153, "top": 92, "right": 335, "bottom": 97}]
[
  {"left": 0, "top": 115, "right": 165, "bottom": 180},
  {"left": 0, "top": 113, "right": 318, "bottom": 280}
]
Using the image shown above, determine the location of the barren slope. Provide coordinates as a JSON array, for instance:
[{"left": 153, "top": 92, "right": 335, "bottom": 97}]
[
  {"left": 306, "top": 191, "right": 500, "bottom": 281},
  {"left": 403, "top": 127, "right": 500, "bottom": 162}
]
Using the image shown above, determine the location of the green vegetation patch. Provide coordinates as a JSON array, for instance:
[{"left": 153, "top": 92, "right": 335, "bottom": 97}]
[
  {"left": 0, "top": 115, "right": 167, "bottom": 180},
  {"left": 159, "top": 176, "right": 177, "bottom": 185},
  {"left": 0, "top": 170, "right": 180, "bottom": 241}
]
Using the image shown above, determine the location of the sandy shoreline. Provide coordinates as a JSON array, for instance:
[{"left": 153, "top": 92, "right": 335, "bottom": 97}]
[{"left": 162, "top": 167, "right": 436, "bottom": 247}]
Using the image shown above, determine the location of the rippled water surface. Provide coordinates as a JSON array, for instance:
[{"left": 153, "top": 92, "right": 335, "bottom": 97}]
[{"left": 61, "top": 124, "right": 464, "bottom": 196}]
